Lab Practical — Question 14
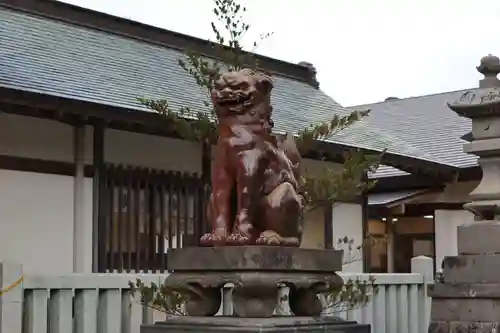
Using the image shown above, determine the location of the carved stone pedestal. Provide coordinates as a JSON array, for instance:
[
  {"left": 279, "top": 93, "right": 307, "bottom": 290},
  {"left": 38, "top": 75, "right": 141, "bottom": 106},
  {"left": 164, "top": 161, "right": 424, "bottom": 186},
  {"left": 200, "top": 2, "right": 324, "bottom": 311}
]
[
  {"left": 141, "top": 246, "right": 370, "bottom": 332},
  {"left": 164, "top": 246, "right": 344, "bottom": 317}
]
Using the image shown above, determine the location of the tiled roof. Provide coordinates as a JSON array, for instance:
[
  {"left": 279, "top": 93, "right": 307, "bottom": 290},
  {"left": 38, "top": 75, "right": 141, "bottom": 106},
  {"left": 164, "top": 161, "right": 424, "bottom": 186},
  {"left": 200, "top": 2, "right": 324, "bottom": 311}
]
[
  {"left": 348, "top": 91, "right": 476, "bottom": 178},
  {"left": 369, "top": 166, "right": 410, "bottom": 179},
  {"left": 0, "top": 5, "right": 459, "bottom": 173},
  {"left": 0, "top": 8, "right": 343, "bottom": 134}
]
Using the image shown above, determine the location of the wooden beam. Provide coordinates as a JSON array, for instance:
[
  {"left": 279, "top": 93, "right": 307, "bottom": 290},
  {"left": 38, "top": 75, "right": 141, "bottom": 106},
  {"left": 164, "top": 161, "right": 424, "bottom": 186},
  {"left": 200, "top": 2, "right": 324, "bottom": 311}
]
[
  {"left": 93, "top": 120, "right": 105, "bottom": 273},
  {"left": 372, "top": 166, "right": 481, "bottom": 192},
  {"left": 324, "top": 202, "right": 333, "bottom": 249}
]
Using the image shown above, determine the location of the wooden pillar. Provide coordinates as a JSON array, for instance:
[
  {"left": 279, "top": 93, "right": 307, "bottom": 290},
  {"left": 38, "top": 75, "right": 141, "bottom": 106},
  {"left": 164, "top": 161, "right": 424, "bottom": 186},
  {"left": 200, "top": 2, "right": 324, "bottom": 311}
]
[
  {"left": 361, "top": 172, "right": 369, "bottom": 272},
  {"left": 72, "top": 119, "right": 86, "bottom": 272},
  {"left": 199, "top": 141, "right": 212, "bottom": 236},
  {"left": 201, "top": 141, "right": 211, "bottom": 184},
  {"left": 387, "top": 215, "right": 395, "bottom": 273},
  {"left": 323, "top": 201, "right": 333, "bottom": 249},
  {"left": 92, "top": 120, "right": 105, "bottom": 272}
]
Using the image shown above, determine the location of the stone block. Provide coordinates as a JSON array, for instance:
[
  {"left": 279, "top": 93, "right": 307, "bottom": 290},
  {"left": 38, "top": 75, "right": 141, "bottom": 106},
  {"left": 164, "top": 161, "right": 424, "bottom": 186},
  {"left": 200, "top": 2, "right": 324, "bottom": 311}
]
[
  {"left": 166, "top": 246, "right": 343, "bottom": 272},
  {"left": 429, "top": 321, "right": 500, "bottom": 333},
  {"left": 449, "top": 321, "right": 500, "bottom": 333},
  {"left": 429, "top": 282, "right": 500, "bottom": 299},
  {"left": 428, "top": 321, "right": 449, "bottom": 333},
  {"left": 431, "top": 299, "right": 500, "bottom": 322},
  {"left": 457, "top": 222, "right": 500, "bottom": 254},
  {"left": 443, "top": 254, "right": 500, "bottom": 283},
  {"left": 141, "top": 316, "right": 371, "bottom": 333}
]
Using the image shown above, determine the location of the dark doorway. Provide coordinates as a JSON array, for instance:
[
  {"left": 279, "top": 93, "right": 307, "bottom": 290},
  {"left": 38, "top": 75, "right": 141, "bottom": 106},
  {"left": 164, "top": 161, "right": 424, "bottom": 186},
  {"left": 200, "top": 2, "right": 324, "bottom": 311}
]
[{"left": 394, "top": 233, "right": 434, "bottom": 273}]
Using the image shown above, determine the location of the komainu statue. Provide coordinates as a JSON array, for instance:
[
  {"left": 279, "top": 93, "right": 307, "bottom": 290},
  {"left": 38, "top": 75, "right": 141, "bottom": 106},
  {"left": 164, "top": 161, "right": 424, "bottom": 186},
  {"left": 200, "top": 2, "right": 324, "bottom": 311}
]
[{"left": 200, "top": 69, "right": 305, "bottom": 247}]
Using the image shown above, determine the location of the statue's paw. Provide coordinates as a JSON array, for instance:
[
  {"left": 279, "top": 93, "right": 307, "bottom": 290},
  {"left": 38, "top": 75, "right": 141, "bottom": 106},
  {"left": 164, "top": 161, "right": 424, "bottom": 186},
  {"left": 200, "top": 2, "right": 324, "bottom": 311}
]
[
  {"left": 226, "top": 233, "right": 254, "bottom": 246},
  {"left": 199, "top": 232, "right": 227, "bottom": 246},
  {"left": 256, "top": 231, "right": 282, "bottom": 246},
  {"left": 256, "top": 230, "right": 300, "bottom": 247},
  {"left": 255, "top": 236, "right": 281, "bottom": 245}
]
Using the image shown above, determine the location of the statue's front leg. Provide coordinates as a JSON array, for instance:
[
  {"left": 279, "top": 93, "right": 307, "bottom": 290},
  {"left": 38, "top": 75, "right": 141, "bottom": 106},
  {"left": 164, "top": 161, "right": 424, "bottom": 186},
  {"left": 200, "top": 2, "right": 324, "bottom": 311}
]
[
  {"left": 226, "top": 148, "right": 263, "bottom": 245},
  {"left": 199, "top": 191, "right": 231, "bottom": 246},
  {"left": 200, "top": 144, "right": 233, "bottom": 246}
]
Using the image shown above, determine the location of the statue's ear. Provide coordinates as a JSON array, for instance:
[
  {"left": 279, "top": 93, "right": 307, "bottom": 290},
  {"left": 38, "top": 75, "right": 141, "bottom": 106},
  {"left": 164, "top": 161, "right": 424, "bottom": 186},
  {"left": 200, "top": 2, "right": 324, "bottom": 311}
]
[
  {"left": 256, "top": 73, "right": 274, "bottom": 96},
  {"left": 275, "top": 133, "right": 286, "bottom": 148},
  {"left": 281, "top": 132, "right": 301, "bottom": 164}
]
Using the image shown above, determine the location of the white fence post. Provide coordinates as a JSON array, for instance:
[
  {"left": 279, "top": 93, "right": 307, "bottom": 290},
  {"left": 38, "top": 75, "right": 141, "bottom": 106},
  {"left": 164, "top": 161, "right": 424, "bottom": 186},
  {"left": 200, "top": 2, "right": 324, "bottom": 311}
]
[
  {"left": 0, "top": 261, "right": 24, "bottom": 333},
  {"left": 411, "top": 256, "right": 433, "bottom": 333}
]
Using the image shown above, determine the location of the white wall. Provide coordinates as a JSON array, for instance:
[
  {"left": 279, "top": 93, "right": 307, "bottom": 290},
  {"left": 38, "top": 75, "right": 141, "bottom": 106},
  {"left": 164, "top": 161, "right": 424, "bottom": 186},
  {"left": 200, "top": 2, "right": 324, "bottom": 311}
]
[
  {"left": 0, "top": 113, "right": 202, "bottom": 171},
  {"left": 103, "top": 129, "right": 201, "bottom": 173},
  {"left": 0, "top": 113, "right": 73, "bottom": 162},
  {"left": 301, "top": 207, "right": 325, "bottom": 249},
  {"left": 332, "top": 203, "right": 364, "bottom": 272},
  {"left": 0, "top": 170, "right": 74, "bottom": 275},
  {"left": 434, "top": 209, "right": 474, "bottom": 268}
]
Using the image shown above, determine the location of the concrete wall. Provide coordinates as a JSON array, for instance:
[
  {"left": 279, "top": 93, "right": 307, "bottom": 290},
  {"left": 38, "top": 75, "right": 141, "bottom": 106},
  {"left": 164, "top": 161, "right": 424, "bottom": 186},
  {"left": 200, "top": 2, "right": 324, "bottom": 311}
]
[
  {"left": 0, "top": 114, "right": 359, "bottom": 274},
  {"left": 434, "top": 209, "right": 474, "bottom": 268},
  {"left": 432, "top": 182, "right": 476, "bottom": 267},
  {"left": 332, "top": 203, "right": 364, "bottom": 272}
]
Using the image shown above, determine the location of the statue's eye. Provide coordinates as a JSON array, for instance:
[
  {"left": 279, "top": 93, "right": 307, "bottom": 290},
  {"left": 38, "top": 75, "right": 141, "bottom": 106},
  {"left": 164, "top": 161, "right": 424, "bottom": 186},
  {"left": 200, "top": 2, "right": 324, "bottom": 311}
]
[{"left": 237, "top": 82, "right": 249, "bottom": 90}]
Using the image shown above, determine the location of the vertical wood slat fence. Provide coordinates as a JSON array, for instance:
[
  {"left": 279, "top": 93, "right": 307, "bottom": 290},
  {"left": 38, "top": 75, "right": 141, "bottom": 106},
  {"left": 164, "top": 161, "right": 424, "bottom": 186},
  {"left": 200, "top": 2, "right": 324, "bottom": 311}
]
[
  {"left": 98, "top": 164, "right": 209, "bottom": 273},
  {"left": 0, "top": 256, "right": 433, "bottom": 333}
]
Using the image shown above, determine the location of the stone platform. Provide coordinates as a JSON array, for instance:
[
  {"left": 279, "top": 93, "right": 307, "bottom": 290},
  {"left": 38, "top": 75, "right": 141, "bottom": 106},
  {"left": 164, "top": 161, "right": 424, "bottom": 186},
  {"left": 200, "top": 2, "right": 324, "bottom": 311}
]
[
  {"left": 141, "top": 316, "right": 370, "bottom": 333},
  {"left": 163, "top": 246, "right": 344, "bottom": 318}
]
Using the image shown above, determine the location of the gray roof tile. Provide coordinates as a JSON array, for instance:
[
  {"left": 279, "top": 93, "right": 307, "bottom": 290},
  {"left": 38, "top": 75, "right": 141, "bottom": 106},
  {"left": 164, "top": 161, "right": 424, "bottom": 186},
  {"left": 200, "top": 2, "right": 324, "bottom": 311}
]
[
  {"left": 368, "top": 189, "right": 428, "bottom": 206},
  {"left": 348, "top": 91, "right": 476, "bottom": 178},
  {"left": 0, "top": 6, "right": 460, "bottom": 171}
]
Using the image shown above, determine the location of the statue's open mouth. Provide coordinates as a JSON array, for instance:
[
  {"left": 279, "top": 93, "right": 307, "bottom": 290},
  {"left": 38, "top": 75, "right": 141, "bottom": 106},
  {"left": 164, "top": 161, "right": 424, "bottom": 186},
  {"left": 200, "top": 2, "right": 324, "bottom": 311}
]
[{"left": 216, "top": 94, "right": 252, "bottom": 108}]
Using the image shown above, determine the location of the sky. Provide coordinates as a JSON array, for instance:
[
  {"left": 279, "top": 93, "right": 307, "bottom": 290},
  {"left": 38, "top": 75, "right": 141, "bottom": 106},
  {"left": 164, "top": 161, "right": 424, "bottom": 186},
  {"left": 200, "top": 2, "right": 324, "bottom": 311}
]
[{"left": 61, "top": 0, "right": 500, "bottom": 106}]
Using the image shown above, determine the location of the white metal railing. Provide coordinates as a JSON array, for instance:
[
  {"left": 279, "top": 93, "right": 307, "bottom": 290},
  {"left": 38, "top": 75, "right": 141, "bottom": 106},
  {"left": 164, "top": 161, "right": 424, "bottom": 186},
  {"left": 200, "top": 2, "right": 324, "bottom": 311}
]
[{"left": 0, "top": 256, "right": 433, "bottom": 333}]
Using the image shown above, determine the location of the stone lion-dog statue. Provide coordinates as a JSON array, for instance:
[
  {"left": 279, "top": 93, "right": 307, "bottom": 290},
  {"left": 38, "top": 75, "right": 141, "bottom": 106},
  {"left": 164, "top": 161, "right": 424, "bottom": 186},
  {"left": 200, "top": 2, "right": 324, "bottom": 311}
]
[{"left": 200, "top": 68, "right": 305, "bottom": 247}]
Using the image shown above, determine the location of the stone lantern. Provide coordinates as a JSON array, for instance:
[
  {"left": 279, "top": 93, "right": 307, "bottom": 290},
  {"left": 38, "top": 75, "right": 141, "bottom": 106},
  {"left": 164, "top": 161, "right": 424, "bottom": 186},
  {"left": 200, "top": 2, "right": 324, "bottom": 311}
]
[{"left": 428, "top": 54, "right": 500, "bottom": 332}]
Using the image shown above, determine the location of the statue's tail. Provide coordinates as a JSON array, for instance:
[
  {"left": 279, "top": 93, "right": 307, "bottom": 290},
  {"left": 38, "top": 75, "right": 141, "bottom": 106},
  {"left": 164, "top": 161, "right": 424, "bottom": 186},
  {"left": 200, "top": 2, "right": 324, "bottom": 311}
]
[{"left": 279, "top": 132, "right": 302, "bottom": 181}]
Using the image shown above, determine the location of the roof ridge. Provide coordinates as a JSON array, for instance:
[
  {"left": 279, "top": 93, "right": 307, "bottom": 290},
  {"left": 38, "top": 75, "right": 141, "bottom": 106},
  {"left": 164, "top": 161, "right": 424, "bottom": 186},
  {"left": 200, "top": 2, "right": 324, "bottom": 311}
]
[{"left": 347, "top": 88, "right": 472, "bottom": 108}]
